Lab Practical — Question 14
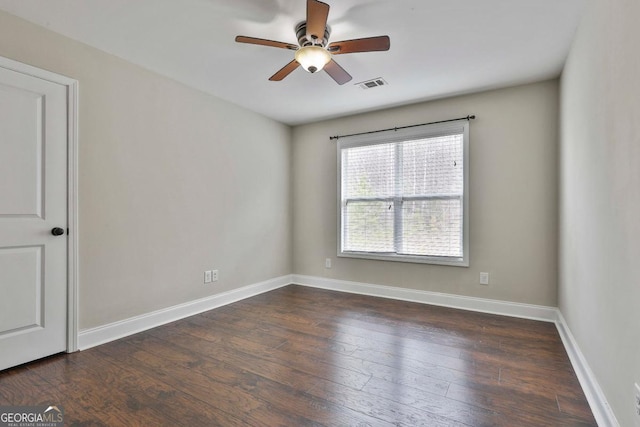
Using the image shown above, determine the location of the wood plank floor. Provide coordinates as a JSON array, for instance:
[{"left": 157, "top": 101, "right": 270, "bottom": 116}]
[{"left": 0, "top": 285, "right": 596, "bottom": 426}]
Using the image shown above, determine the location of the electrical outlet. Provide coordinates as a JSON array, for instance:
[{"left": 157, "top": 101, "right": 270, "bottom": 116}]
[
  {"left": 480, "top": 272, "right": 489, "bottom": 285},
  {"left": 325, "top": 258, "right": 332, "bottom": 269},
  {"left": 204, "top": 270, "right": 212, "bottom": 284},
  {"left": 212, "top": 270, "right": 219, "bottom": 282},
  {"left": 634, "top": 382, "right": 640, "bottom": 421}
]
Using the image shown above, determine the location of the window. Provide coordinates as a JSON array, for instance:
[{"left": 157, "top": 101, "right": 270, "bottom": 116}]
[{"left": 338, "top": 121, "right": 469, "bottom": 266}]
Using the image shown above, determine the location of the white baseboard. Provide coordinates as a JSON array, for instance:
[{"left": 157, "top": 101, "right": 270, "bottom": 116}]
[
  {"left": 77, "top": 272, "right": 617, "bottom": 427},
  {"left": 78, "top": 274, "right": 293, "bottom": 350},
  {"left": 292, "top": 274, "right": 558, "bottom": 322},
  {"left": 555, "top": 312, "right": 619, "bottom": 427}
]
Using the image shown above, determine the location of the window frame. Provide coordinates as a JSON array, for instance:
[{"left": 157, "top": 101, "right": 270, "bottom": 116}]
[{"left": 337, "top": 121, "right": 469, "bottom": 267}]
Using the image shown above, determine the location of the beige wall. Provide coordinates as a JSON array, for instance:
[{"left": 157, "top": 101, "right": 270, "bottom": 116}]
[
  {"left": 0, "top": 11, "right": 292, "bottom": 330},
  {"left": 559, "top": 0, "right": 640, "bottom": 425},
  {"left": 292, "top": 80, "right": 559, "bottom": 306}
]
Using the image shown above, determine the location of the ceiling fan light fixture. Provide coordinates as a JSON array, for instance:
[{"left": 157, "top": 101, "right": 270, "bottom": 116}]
[{"left": 295, "top": 46, "right": 331, "bottom": 73}]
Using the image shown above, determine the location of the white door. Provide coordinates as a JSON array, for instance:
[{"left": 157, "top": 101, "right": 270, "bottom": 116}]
[{"left": 0, "top": 64, "right": 68, "bottom": 371}]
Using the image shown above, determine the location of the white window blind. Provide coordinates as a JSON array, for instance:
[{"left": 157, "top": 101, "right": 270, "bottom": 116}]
[{"left": 338, "top": 121, "right": 469, "bottom": 266}]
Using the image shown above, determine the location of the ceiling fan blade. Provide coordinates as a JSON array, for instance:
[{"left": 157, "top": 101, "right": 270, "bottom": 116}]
[
  {"left": 328, "top": 36, "right": 391, "bottom": 55},
  {"left": 235, "top": 36, "right": 298, "bottom": 51},
  {"left": 269, "top": 60, "right": 301, "bottom": 81},
  {"left": 306, "top": 0, "right": 330, "bottom": 41},
  {"left": 324, "top": 59, "right": 352, "bottom": 85}
]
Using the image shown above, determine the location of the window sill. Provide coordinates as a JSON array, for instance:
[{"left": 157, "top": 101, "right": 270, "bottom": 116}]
[{"left": 338, "top": 251, "right": 469, "bottom": 267}]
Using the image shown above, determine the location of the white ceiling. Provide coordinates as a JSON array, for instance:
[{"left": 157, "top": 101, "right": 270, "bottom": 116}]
[{"left": 0, "top": 0, "right": 586, "bottom": 125}]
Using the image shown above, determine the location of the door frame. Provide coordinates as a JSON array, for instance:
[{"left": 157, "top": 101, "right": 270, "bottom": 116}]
[{"left": 0, "top": 55, "right": 79, "bottom": 352}]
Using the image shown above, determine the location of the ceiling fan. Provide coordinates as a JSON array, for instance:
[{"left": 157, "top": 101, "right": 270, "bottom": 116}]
[{"left": 235, "top": 0, "right": 390, "bottom": 85}]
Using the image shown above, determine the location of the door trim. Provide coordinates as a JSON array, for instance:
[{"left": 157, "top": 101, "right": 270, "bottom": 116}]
[{"left": 0, "top": 55, "right": 79, "bottom": 352}]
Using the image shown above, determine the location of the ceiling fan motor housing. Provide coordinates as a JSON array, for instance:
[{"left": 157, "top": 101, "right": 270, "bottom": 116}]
[{"left": 295, "top": 21, "right": 331, "bottom": 47}]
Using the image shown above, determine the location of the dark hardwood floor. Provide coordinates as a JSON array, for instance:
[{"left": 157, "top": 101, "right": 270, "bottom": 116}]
[{"left": 0, "top": 285, "right": 596, "bottom": 426}]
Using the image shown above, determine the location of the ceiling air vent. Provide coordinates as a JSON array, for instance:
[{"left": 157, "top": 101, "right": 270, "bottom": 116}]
[{"left": 356, "top": 78, "right": 388, "bottom": 90}]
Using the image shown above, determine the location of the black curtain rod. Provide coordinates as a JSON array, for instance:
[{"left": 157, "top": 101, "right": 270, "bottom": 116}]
[{"left": 329, "top": 115, "right": 476, "bottom": 141}]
